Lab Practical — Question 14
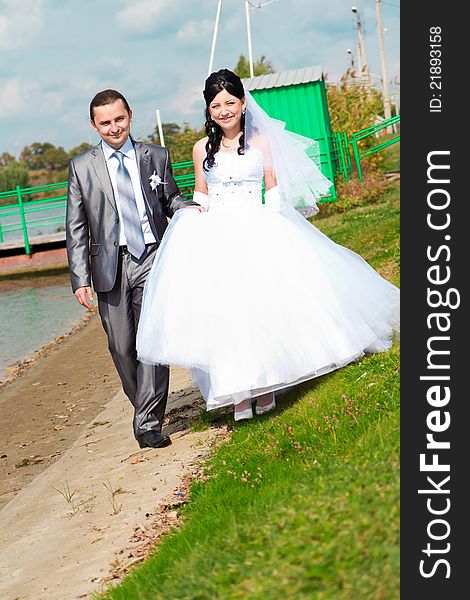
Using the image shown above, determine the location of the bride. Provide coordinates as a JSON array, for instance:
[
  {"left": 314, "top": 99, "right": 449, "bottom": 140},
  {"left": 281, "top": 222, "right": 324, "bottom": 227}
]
[{"left": 136, "top": 69, "right": 399, "bottom": 421}]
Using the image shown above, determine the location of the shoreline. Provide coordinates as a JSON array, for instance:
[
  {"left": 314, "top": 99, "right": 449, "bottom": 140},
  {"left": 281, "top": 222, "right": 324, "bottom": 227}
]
[
  {"left": 0, "top": 260, "right": 69, "bottom": 281},
  {"left": 0, "top": 266, "right": 89, "bottom": 388},
  {"left": 0, "top": 302, "right": 216, "bottom": 599},
  {"left": 0, "top": 306, "right": 96, "bottom": 390},
  {"left": 0, "top": 310, "right": 122, "bottom": 510}
]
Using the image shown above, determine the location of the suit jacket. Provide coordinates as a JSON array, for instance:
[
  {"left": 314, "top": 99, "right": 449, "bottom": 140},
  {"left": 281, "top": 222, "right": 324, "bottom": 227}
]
[{"left": 66, "top": 139, "right": 197, "bottom": 293}]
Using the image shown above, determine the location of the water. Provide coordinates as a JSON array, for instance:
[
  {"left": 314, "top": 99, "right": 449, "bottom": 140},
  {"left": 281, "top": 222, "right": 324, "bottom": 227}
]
[{"left": 0, "top": 272, "right": 87, "bottom": 381}]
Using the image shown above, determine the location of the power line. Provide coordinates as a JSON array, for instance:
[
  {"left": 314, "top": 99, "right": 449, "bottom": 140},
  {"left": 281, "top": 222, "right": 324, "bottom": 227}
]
[
  {"left": 366, "top": 0, "right": 400, "bottom": 7},
  {"left": 246, "top": 0, "right": 279, "bottom": 8}
]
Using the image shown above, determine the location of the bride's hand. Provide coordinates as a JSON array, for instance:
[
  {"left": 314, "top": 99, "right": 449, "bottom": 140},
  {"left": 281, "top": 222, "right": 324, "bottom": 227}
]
[
  {"left": 192, "top": 190, "right": 209, "bottom": 211},
  {"left": 184, "top": 205, "right": 206, "bottom": 212}
]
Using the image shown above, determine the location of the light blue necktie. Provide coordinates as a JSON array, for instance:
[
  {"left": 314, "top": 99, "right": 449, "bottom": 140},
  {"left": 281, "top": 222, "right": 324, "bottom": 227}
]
[{"left": 114, "top": 151, "right": 146, "bottom": 259}]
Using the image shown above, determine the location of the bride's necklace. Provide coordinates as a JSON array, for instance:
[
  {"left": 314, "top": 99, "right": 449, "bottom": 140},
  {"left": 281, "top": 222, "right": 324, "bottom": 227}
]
[{"left": 221, "top": 136, "right": 240, "bottom": 152}]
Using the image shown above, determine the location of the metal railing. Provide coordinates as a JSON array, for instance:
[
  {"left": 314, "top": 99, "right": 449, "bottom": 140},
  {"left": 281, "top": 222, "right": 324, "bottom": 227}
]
[
  {"left": 349, "top": 115, "right": 401, "bottom": 181},
  {"left": 0, "top": 163, "right": 197, "bottom": 254},
  {"left": 333, "top": 131, "right": 353, "bottom": 182},
  {"left": 309, "top": 142, "right": 337, "bottom": 201},
  {"left": 0, "top": 183, "right": 68, "bottom": 253},
  {"left": 172, "top": 161, "right": 195, "bottom": 197},
  {"left": 1, "top": 123, "right": 399, "bottom": 255}
]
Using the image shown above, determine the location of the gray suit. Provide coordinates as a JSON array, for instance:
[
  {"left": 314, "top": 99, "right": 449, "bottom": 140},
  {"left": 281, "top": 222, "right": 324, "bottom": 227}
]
[{"left": 66, "top": 139, "right": 197, "bottom": 438}]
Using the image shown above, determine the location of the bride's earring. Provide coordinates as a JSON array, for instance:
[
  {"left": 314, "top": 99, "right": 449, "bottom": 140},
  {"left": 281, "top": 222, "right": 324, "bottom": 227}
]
[{"left": 208, "top": 118, "right": 217, "bottom": 134}]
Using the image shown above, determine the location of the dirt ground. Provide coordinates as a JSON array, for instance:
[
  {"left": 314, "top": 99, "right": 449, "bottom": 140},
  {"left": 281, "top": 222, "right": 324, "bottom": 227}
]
[
  {"left": 0, "top": 309, "right": 225, "bottom": 600},
  {"left": 0, "top": 312, "right": 122, "bottom": 510}
]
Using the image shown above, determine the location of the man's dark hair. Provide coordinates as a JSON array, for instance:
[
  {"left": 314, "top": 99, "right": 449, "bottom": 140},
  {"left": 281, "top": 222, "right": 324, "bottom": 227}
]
[{"left": 90, "top": 89, "right": 131, "bottom": 121}]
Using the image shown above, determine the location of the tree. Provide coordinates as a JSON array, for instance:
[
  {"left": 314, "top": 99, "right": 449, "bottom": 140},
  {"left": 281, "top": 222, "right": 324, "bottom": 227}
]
[
  {"left": 148, "top": 122, "right": 205, "bottom": 164},
  {"left": 0, "top": 162, "right": 29, "bottom": 194},
  {"left": 326, "top": 83, "right": 383, "bottom": 135},
  {"left": 160, "top": 123, "right": 181, "bottom": 140},
  {"left": 326, "top": 77, "right": 387, "bottom": 172},
  {"left": 20, "top": 142, "right": 53, "bottom": 169},
  {"left": 234, "top": 54, "right": 276, "bottom": 78},
  {"left": 20, "top": 142, "right": 69, "bottom": 170},
  {"left": 0, "top": 152, "right": 16, "bottom": 169},
  {"left": 43, "top": 145, "right": 69, "bottom": 170},
  {"left": 68, "top": 142, "right": 93, "bottom": 160}
]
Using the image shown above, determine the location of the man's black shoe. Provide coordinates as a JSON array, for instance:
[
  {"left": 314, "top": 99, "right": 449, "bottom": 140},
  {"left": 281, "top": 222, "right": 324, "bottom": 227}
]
[{"left": 137, "top": 430, "right": 172, "bottom": 449}]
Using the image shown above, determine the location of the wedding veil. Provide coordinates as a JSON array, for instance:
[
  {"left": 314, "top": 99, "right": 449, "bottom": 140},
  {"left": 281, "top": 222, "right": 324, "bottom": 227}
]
[{"left": 243, "top": 89, "right": 333, "bottom": 217}]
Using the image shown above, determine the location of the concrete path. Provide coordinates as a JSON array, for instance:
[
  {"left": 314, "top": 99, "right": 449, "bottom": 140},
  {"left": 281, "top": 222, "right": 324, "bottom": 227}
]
[{"left": 0, "top": 368, "right": 221, "bottom": 599}]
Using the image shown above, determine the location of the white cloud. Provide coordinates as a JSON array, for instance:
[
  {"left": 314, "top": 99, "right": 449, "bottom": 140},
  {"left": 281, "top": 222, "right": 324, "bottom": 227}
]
[
  {"left": 0, "top": 78, "right": 39, "bottom": 116},
  {"left": 0, "top": 0, "right": 45, "bottom": 50},
  {"left": 0, "top": 78, "right": 64, "bottom": 118},
  {"left": 98, "top": 57, "right": 124, "bottom": 69},
  {"left": 69, "top": 76, "right": 101, "bottom": 95},
  {"left": 0, "top": 0, "right": 399, "bottom": 154},
  {"left": 177, "top": 19, "right": 213, "bottom": 44},
  {"left": 40, "top": 91, "right": 64, "bottom": 115},
  {"left": 171, "top": 82, "right": 204, "bottom": 118},
  {"left": 290, "top": 0, "right": 354, "bottom": 25},
  {"left": 116, "top": 0, "right": 174, "bottom": 33},
  {"left": 115, "top": 0, "right": 218, "bottom": 35}
]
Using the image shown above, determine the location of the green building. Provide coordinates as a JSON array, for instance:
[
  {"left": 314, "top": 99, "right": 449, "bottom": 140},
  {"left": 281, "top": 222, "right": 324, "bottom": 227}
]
[{"left": 243, "top": 66, "right": 336, "bottom": 199}]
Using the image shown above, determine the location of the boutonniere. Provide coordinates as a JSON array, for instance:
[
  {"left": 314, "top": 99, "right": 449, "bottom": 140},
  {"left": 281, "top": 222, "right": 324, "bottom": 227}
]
[{"left": 149, "top": 170, "right": 165, "bottom": 191}]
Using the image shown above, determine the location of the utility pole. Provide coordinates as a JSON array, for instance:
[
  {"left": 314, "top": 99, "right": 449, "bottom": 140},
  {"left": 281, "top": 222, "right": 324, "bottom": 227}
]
[
  {"left": 351, "top": 6, "right": 370, "bottom": 88},
  {"left": 375, "top": 0, "right": 392, "bottom": 130},
  {"left": 347, "top": 48, "right": 355, "bottom": 71},
  {"left": 244, "top": 1, "right": 278, "bottom": 79},
  {"left": 155, "top": 109, "right": 165, "bottom": 147},
  {"left": 346, "top": 49, "right": 356, "bottom": 84},
  {"left": 245, "top": 1, "right": 254, "bottom": 77},
  {"left": 392, "top": 76, "right": 400, "bottom": 114},
  {"left": 208, "top": 0, "right": 223, "bottom": 76},
  {"left": 356, "top": 41, "right": 363, "bottom": 74}
]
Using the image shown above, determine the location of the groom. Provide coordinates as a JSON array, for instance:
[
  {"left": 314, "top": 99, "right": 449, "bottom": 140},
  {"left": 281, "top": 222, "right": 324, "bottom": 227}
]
[{"left": 66, "top": 89, "right": 199, "bottom": 449}]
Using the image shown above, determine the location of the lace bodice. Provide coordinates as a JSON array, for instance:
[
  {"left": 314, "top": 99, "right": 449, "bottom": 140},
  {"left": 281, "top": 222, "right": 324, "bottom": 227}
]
[{"left": 204, "top": 148, "right": 264, "bottom": 212}]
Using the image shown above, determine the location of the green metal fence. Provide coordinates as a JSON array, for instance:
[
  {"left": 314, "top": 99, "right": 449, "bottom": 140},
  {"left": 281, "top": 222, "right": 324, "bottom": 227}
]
[
  {"left": 1, "top": 122, "right": 400, "bottom": 255},
  {"left": 0, "top": 183, "right": 68, "bottom": 253},
  {"left": 349, "top": 115, "right": 401, "bottom": 182},
  {"left": 332, "top": 131, "right": 353, "bottom": 182},
  {"left": 172, "top": 161, "right": 195, "bottom": 197},
  {"left": 0, "top": 162, "right": 196, "bottom": 254},
  {"left": 330, "top": 115, "right": 400, "bottom": 183}
]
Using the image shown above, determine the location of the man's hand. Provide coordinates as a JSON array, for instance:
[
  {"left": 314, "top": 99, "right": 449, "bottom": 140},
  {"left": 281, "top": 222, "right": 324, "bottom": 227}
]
[{"left": 75, "top": 286, "right": 94, "bottom": 309}]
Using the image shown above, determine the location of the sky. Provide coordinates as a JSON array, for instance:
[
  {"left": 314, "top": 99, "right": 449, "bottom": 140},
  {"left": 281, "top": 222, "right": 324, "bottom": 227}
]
[{"left": 0, "top": 0, "right": 399, "bottom": 157}]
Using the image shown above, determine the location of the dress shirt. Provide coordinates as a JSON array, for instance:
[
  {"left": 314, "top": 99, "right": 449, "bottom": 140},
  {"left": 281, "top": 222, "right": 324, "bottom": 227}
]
[{"left": 102, "top": 138, "right": 156, "bottom": 246}]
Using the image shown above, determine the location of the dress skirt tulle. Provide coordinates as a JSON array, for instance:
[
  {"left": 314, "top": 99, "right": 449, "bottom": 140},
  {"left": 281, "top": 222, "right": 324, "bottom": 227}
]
[{"left": 136, "top": 203, "right": 399, "bottom": 410}]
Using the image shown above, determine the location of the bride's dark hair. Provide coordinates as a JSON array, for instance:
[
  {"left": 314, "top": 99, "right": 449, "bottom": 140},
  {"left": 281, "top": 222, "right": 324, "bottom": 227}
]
[{"left": 203, "top": 69, "right": 246, "bottom": 171}]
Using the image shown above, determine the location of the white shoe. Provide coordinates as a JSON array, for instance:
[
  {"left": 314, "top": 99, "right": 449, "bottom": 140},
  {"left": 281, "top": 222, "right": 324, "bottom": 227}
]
[
  {"left": 234, "top": 406, "right": 253, "bottom": 421},
  {"left": 255, "top": 396, "right": 276, "bottom": 415}
]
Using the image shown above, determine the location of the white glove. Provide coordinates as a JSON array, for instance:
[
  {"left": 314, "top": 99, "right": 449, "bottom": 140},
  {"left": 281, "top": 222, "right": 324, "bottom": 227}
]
[
  {"left": 264, "top": 185, "right": 282, "bottom": 212},
  {"left": 193, "top": 190, "right": 209, "bottom": 211}
]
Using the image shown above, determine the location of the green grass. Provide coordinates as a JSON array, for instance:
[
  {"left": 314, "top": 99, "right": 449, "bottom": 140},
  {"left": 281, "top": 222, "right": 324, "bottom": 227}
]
[
  {"left": 99, "top": 183, "right": 400, "bottom": 600},
  {"left": 316, "top": 183, "right": 400, "bottom": 287},
  {"left": 376, "top": 135, "right": 400, "bottom": 173}
]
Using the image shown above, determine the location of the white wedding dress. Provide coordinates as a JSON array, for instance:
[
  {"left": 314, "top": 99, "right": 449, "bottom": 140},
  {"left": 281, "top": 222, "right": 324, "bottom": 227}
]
[{"left": 137, "top": 148, "right": 399, "bottom": 410}]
